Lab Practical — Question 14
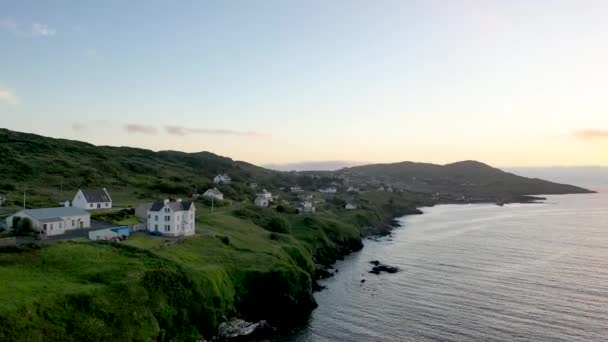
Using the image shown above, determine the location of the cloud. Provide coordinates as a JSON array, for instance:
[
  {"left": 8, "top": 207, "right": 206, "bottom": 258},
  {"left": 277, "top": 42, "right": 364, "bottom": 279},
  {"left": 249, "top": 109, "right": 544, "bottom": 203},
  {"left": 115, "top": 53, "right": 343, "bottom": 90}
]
[
  {"left": 573, "top": 129, "right": 608, "bottom": 140},
  {"left": 0, "top": 87, "right": 18, "bottom": 105},
  {"left": 72, "top": 122, "right": 86, "bottom": 131},
  {"left": 164, "top": 125, "right": 265, "bottom": 138},
  {"left": 125, "top": 124, "right": 157, "bottom": 135},
  {"left": 0, "top": 17, "right": 56, "bottom": 37},
  {"left": 31, "top": 22, "right": 56, "bottom": 36}
]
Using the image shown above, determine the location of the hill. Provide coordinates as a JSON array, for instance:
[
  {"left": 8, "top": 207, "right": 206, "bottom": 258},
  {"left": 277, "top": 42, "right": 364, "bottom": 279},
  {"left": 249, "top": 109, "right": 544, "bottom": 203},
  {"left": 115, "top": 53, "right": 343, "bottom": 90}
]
[{"left": 338, "top": 160, "right": 593, "bottom": 200}]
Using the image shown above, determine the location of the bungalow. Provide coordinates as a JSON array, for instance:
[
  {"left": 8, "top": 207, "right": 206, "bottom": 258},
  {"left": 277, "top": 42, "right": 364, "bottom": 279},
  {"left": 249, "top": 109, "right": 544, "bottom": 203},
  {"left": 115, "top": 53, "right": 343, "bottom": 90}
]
[
  {"left": 72, "top": 188, "right": 112, "bottom": 210},
  {"left": 319, "top": 187, "right": 337, "bottom": 194},
  {"left": 5, "top": 207, "right": 90, "bottom": 236},
  {"left": 147, "top": 199, "right": 196, "bottom": 237},
  {"left": 213, "top": 173, "right": 231, "bottom": 184},
  {"left": 256, "top": 189, "right": 272, "bottom": 200},
  {"left": 296, "top": 201, "right": 316, "bottom": 214},
  {"left": 254, "top": 196, "right": 269, "bottom": 207},
  {"left": 88, "top": 226, "right": 131, "bottom": 241},
  {"left": 345, "top": 203, "right": 357, "bottom": 210},
  {"left": 203, "top": 188, "right": 224, "bottom": 201}
]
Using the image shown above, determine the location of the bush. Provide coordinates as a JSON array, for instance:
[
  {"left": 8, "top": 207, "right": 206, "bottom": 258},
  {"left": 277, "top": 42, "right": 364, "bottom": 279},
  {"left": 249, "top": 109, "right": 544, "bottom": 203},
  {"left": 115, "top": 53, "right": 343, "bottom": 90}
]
[
  {"left": 265, "top": 217, "right": 291, "bottom": 234},
  {"left": 11, "top": 217, "right": 36, "bottom": 236},
  {"left": 217, "top": 235, "right": 230, "bottom": 245}
]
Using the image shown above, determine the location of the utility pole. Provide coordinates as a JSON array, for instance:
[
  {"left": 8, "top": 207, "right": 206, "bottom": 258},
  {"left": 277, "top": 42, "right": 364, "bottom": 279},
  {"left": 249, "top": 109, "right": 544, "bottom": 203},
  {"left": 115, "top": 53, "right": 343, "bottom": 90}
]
[
  {"left": 23, "top": 189, "right": 26, "bottom": 209},
  {"left": 211, "top": 196, "right": 214, "bottom": 213}
]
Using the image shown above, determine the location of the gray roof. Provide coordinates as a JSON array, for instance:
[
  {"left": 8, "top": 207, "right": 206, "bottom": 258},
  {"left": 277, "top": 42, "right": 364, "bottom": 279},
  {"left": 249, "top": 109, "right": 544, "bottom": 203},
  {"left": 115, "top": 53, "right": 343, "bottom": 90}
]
[
  {"left": 20, "top": 207, "right": 90, "bottom": 220},
  {"left": 204, "top": 188, "right": 223, "bottom": 196},
  {"left": 149, "top": 200, "right": 194, "bottom": 212},
  {"left": 80, "top": 189, "right": 111, "bottom": 203}
]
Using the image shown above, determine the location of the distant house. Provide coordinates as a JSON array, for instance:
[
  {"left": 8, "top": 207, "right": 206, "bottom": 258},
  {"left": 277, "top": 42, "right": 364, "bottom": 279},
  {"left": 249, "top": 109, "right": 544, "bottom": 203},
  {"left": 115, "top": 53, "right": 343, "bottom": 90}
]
[
  {"left": 73, "top": 188, "right": 112, "bottom": 210},
  {"left": 377, "top": 186, "right": 385, "bottom": 192},
  {"left": 319, "top": 187, "right": 337, "bottom": 194},
  {"left": 203, "top": 188, "right": 224, "bottom": 201},
  {"left": 147, "top": 199, "right": 196, "bottom": 237},
  {"left": 298, "top": 193, "right": 313, "bottom": 201},
  {"left": 386, "top": 186, "right": 394, "bottom": 193},
  {"left": 88, "top": 226, "right": 131, "bottom": 241},
  {"left": 254, "top": 196, "right": 269, "bottom": 207},
  {"left": 5, "top": 207, "right": 91, "bottom": 236},
  {"left": 213, "top": 174, "right": 231, "bottom": 185},
  {"left": 0, "top": 193, "right": 5, "bottom": 206},
  {"left": 256, "top": 189, "right": 272, "bottom": 200},
  {"left": 347, "top": 186, "right": 360, "bottom": 193},
  {"left": 296, "top": 201, "right": 316, "bottom": 214},
  {"left": 345, "top": 203, "right": 357, "bottom": 210},
  {"left": 249, "top": 182, "right": 258, "bottom": 189},
  {"left": 290, "top": 186, "right": 304, "bottom": 193}
]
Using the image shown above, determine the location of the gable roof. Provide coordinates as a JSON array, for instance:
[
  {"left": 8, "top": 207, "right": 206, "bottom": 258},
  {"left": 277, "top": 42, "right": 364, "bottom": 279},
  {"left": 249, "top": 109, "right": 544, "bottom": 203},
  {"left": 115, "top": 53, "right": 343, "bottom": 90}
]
[
  {"left": 80, "top": 189, "right": 111, "bottom": 203},
  {"left": 204, "top": 188, "right": 223, "bottom": 196},
  {"left": 20, "top": 207, "right": 90, "bottom": 220},
  {"left": 149, "top": 200, "right": 194, "bottom": 212}
]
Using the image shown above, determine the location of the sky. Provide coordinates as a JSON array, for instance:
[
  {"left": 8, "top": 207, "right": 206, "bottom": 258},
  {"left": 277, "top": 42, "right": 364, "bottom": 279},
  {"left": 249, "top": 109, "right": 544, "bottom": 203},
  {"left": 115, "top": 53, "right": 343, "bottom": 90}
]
[{"left": 1, "top": 0, "right": 608, "bottom": 167}]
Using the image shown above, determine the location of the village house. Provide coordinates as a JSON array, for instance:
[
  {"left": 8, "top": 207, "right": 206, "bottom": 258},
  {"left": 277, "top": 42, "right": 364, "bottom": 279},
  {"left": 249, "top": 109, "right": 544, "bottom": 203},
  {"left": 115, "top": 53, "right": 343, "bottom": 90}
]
[
  {"left": 213, "top": 173, "right": 231, "bottom": 184},
  {"left": 147, "top": 199, "right": 196, "bottom": 237},
  {"left": 377, "top": 186, "right": 385, "bottom": 192},
  {"left": 254, "top": 196, "right": 269, "bottom": 207},
  {"left": 249, "top": 182, "right": 258, "bottom": 189},
  {"left": 298, "top": 193, "right": 313, "bottom": 201},
  {"left": 318, "top": 186, "right": 337, "bottom": 194},
  {"left": 5, "top": 207, "right": 91, "bottom": 236},
  {"left": 386, "top": 186, "right": 394, "bottom": 193},
  {"left": 203, "top": 188, "right": 224, "bottom": 201},
  {"left": 296, "top": 201, "right": 316, "bottom": 214},
  {"left": 347, "top": 186, "right": 360, "bottom": 193},
  {"left": 290, "top": 186, "right": 304, "bottom": 193},
  {"left": 72, "top": 188, "right": 112, "bottom": 210},
  {"left": 345, "top": 203, "right": 357, "bottom": 210},
  {"left": 256, "top": 189, "right": 272, "bottom": 200}
]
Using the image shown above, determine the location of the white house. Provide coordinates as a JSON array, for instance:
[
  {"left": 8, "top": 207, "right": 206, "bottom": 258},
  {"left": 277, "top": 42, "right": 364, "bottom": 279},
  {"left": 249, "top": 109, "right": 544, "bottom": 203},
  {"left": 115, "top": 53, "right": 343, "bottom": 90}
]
[
  {"left": 73, "top": 188, "right": 112, "bottom": 210},
  {"left": 298, "top": 193, "right": 313, "bottom": 201},
  {"left": 147, "top": 199, "right": 196, "bottom": 237},
  {"left": 256, "top": 189, "right": 272, "bottom": 200},
  {"left": 6, "top": 207, "right": 91, "bottom": 236},
  {"left": 347, "top": 186, "right": 360, "bottom": 193},
  {"left": 249, "top": 182, "right": 258, "bottom": 189},
  {"left": 296, "top": 201, "right": 316, "bottom": 214},
  {"left": 254, "top": 196, "right": 269, "bottom": 207},
  {"left": 290, "top": 186, "right": 304, "bottom": 193},
  {"left": 319, "top": 187, "right": 337, "bottom": 194},
  {"left": 386, "top": 186, "right": 394, "bottom": 193},
  {"left": 213, "top": 173, "right": 231, "bottom": 184},
  {"left": 203, "top": 188, "right": 224, "bottom": 201},
  {"left": 377, "top": 186, "right": 385, "bottom": 192},
  {"left": 345, "top": 203, "right": 357, "bottom": 210}
]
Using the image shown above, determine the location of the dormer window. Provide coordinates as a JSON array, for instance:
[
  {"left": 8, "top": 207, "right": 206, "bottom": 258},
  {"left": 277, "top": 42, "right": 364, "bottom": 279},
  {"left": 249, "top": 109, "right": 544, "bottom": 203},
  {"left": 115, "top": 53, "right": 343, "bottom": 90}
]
[{"left": 164, "top": 208, "right": 170, "bottom": 213}]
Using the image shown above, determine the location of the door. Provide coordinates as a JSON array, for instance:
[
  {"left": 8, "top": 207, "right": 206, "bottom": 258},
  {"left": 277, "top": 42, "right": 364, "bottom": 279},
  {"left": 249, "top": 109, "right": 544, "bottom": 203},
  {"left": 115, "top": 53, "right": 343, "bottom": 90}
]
[
  {"left": 80, "top": 221, "right": 83, "bottom": 228},
  {"left": 97, "top": 203, "right": 101, "bottom": 209}
]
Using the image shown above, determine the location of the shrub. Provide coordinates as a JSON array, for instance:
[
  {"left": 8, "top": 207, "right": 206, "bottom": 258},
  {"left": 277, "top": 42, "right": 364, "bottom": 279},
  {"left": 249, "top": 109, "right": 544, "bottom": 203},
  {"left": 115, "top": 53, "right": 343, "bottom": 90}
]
[
  {"left": 265, "top": 217, "right": 291, "bottom": 234},
  {"left": 217, "top": 235, "right": 230, "bottom": 245}
]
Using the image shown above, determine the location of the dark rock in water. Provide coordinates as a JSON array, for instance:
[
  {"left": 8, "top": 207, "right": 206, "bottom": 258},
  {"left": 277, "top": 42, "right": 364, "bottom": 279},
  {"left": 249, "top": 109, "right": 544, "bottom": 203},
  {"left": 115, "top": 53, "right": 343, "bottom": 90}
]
[
  {"left": 312, "top": 281, "right": 327, "bottom": 292},
  {"left": 369, "top": 262, "right": 399, "bottom": 274},
  {"left": 214, "top": 319, "right": 274, "bottom": 341},
  {"left": 315, "top": 265, "right": 335, "bottom": 280},
  {"left": 360, "top": 279, "right": 366, "bottom": 283}
]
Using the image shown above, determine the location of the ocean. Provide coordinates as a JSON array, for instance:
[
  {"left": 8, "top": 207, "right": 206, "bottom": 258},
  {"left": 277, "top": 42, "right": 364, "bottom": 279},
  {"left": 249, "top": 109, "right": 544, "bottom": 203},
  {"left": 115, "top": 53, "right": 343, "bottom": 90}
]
[{"left": 279, "top": 193, "right": 608, "bottom": 341}]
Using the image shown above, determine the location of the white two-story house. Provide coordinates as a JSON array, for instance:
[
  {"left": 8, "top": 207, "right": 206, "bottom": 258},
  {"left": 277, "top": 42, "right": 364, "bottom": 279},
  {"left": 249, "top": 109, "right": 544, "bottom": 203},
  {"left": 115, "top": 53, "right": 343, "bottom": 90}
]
[
  {"left": 147, "top": 199, "right": 196, "bottom": 237},
  {"left": 213, "top": 173, "right": 231, "bottom": 184},
  {"left": 72, "top": 188, "right": 112, "bottom": 210}
]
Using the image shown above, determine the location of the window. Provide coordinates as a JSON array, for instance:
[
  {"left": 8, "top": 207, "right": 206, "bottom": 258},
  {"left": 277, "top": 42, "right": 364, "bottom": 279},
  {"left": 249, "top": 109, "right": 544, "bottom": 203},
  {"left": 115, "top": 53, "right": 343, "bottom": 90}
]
[
  {"left": 164, "top": 208, "right": 170, "bottom": 213},
  {"left": 71, "top": 220, "right": 75, "bottom": 227},
  {"left": 164, "top": 215, "right": 170, "bottom": 222},
  {"left": 59, "top": 223, "right": 62, "bottom": 229},
  {"left": 43, "top": 224, "right": 47, "bottom": 230},
  {"left": 89, "top": 204, "right": 93, "bottom": 208},
  {"left": 105, "top": 203, "right": 109, "bottom": 207},
  {"left": 165, "top": 225, "right": 170, "bottom": 232},
  {"left": 154, "top": 224, "right": 158, "bottom": 230},
  {"left": 155, "top": 215, "right": 158, "bottom": 221}
]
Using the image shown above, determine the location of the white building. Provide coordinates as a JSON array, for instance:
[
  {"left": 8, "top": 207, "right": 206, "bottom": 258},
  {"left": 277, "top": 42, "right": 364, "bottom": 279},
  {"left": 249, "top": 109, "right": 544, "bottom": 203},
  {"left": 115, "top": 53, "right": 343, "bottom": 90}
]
[
  {"left": 249, "top": 182, "right": 258, "bottom": 189},
  {"left": 386, "top": 186, "right": 394, "bottom": 193},
  {"left": 147, "top": 199, "right": 196, "bottom": 237},
  {"left": 203, "top": 188, "right": 224, "bottom": 201},
  {"left": 319, "top": 187, "right": 337, "bottom": 194},
  {"left": 296, "top": 201, "right": 316, "bottom": 214},
  {"left": 290, "top": 186, "right": 304, "bottom": 193},
  {"left": 256, "top": 189, "right": 272, "bottom": 200},
  {"left": 5, "top": 207, "right": 91, "bottom": 236},
  {"left": 298, "top": 193, "right": 313, "bottom": 201},
  {"left": 213, "top": 173, "right": 231, "bottom": 184},
  {"left": 347, "top": 186, "right": 360, "bottom": 193},
  {"left": 345, "top": 203, "right": 357, "bottom": 210},
  {"left": 88, "top": 226, "right": 130, "bottom": 241},
  {"left": 254, "top": 196, "right": 269, "bottom": 207},
  {"left": 72, "top": 188, "right": 112, "bottom": 210}
]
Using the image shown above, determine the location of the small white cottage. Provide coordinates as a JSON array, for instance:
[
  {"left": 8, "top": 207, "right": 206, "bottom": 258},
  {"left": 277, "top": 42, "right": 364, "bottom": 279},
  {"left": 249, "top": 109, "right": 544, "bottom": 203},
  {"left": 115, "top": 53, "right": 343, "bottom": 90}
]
[
  {"left": 147, "top": 199, "right": 196, "bottom": 237},
  {"left": 213, "top": 174, "right": 231, "bottom": 184},
  {"left": 345, "top": 203, "right": 357, "bottom": 210},
  {"left": 203, "top": 188, "right": 224, "bottom": 201},
  {"left": 6, "top": 207, "right": 91, "bottom": 236},
  {"left": 296, "top": 201, "right": 316, "bottom": 214},
  {"left": 254, "top": 196, "right": 269, "bottom": 207},
  {"left": 73, "top": 188, "right": 112, "bottom": 210},
  {"left": 256, "top": 189, "right": 272, "bottom": 200}
]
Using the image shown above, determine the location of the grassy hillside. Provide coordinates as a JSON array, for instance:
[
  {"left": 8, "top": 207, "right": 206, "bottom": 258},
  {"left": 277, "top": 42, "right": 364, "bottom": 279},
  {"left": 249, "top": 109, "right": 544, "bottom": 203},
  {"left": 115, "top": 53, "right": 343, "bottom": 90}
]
[{"left": 340, "top": 160, "right": 592, "bottom": 197}]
